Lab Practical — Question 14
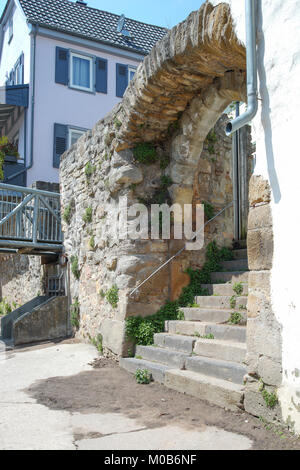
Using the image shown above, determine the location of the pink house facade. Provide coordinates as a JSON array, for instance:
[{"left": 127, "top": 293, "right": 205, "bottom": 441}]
[{"left": 0, "top": 0, "right": 166, "bottom": 186}]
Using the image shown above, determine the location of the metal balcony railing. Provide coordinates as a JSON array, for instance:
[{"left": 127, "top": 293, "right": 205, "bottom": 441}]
[{"left": 0, "top": 183, "right": 62, "bottom": 253}]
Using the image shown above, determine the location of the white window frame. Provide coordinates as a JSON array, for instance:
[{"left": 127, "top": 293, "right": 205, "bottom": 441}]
[
  {"left": 14, "top": 55, "right": 23, "bottom": 85},
  {"left": 128, "top": 66, "right": 137, "bottom": 83},
  {"left": 68, "top": 127, "right": 86, "bottom": 149},
  {"left": 70, "top": 52, "right": 94, "bottom": 92}
]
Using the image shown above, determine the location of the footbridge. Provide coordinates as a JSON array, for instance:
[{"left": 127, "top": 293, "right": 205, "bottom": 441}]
[{"left": 0, "top": 183, "right": 63, "bottom": 256}]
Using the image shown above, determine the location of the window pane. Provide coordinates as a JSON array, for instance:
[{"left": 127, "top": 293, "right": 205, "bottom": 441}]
[
  {"left": 70, "top": 130, "right": 84, "bottom": 147},
  {"left": 15, "top": 65, "right": 22, "bottom": 85},
  {"left": 72, "top": 56, "right": 90, "bottom": 89},
  {"left": 129, "top": 69, "right": 135, "bottom": 81}
]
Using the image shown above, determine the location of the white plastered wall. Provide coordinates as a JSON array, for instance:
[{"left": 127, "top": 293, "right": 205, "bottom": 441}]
[
  {"left": 212, "top": 0, "right": 300, "bottom": 432},
  {"left": 0, "top": 1, "right": 31, "bottom": 85}
]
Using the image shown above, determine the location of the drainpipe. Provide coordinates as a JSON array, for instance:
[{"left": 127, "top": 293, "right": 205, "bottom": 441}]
[
  {"left": 5, "top": 24, "right": 37, "bottom": 183},
  {"left": 226, "top": 0, "right": 258, "bottom": 136},
  {"left": 233, "top": 102, "right": 240, "bottom": 240}
]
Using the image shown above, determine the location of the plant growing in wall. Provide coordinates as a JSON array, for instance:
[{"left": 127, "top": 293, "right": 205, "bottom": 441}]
[
  {"left": 133, "top": 142, "right": 158, "bottom": 164},
  {"left": 0, "top": 298, "right": 14, "bottom": 316},
  {"left": 90, "top": 334, "right": 103, "bottom": 354},
  {"left": 99, "top": 289, "right": 106, "bottom": 299},
  {"left": 202, "top": 201, "right": 215, "bottom": 221},
  {"left": 167, "top": 111, "right": 183, "bottom": 135},
  {"left": 160, "top": 154, "right": 170, "bottom": 170},
  {"left": 70, "top": 255, "right": 80, "bottom": 280},
  {"left": 70, "top": 298, "right": 80, "bottom": 329},
  {"left": 83, "top": 207, "right": 93, "bottom": 224},
  {"left": 205, "top": 130, "right": 217, "bottom": 155},
  {"left": 106, "top": 285, "right": 119, "bottom": 309},
  {"left": 0, "top": 136, "right": 19, "bottom": 180},
  {"left": 85, "top": 162, "right": 96, "bottom": 179},
  {"left": 89, "top": 235, "right": 95, "bottom": 250},
  {"left": 114, "top": 118, "right": 122, "bottom": 129},
  {"left": 259, "top": 380, "right": 278, "bottom": 409},
  {"left": 63, "top": 204, "right": 72, "bottom": 225}
]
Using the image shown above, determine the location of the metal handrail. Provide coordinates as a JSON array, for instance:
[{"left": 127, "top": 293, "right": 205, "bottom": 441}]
[
  {"left": 129, "top": 201, "right": 233, "bottom": 297},
  {"left": 0, "top": 182, "right": 60, "bottom": 197},
  {"left": 0, "top": 182, "right": 62, "bottom": 252}
]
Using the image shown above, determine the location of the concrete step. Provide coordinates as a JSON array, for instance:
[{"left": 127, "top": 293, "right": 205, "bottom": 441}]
[
  {"left": 193, "top": 338, "right": 246, "bottom": 364},
  {"left": 211, "top": 271, "right": 249, "bottom": 284},
  {"left": 186, "top": 356, "right": 246, "bottom": 385},
  {"left": 201, "top": 283, "right": 248, "bottom": 296},
  {"left": 182, "top": 307, "right": 247, "bottom": 324},
  {"left": 154, "top": 333, "right": 196, "bottom": 353},
  {"left": 220, "top": 259, "right": 248, "bottom": 271},
  {"left": 166, "top": 321, "right": 246, "bottom": 343},
  {"left": 135, "top": 345, "right": 188, "bottom": 369},
  {"left": 232, "top": 249, "right": 248, "bottom": 260},
  {"left": 120, "top": 357, "right": 170, "bottom": 384},
  {"left": 194, "top": 295, "right": 247, "bottom": 310},
  {"left": 165, "top": 370, "right": 244, "bottom": 411}
]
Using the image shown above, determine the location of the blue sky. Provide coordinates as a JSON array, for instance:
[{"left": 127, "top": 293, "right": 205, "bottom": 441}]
[{"left": 0, "top": 0, "right": 205, "bottom": 27}]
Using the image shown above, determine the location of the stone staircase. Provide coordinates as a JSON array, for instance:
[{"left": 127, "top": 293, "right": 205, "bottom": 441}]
[{"left": 120, "top": 246, "right": 249, "bottom": 411}]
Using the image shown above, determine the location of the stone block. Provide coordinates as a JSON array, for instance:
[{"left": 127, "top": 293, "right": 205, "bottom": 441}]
[
  {"left": 249, "top": 175, "right": 271, "bottom": 206},
  {"left": 13, "top": 297, "right": 68, "bottom": 346},
  {"left": 258, "top": 356, "right": 282, "bottom": 387},
  {"left": 100, "top": 319, "right": 125, "bottom": 356},
  {"left": 248, "top": 205, "right": 273, "bottom": 231},
  {"left": 247, "top": 292, "right": 266, "bottom": 318},
  {"left": 244, "top": 381, "right": 282, "bottom": 423},
  {"left": 248, "top": 271, "right": 271, "bottom": 297},
  {"left": 111, "top": 164, "right": 143, "bottom": 188},
  {"left": 247, "top": 317, "right": 282, "bottom": 362},
  {"left": 198, "top": 160, "right": 212, "bottom": 174},
  {"left": 247, "top": 228, "right": 273, "bottom": 271}
]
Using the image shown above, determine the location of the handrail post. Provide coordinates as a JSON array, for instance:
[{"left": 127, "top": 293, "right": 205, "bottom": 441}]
[{"left": 32, "top": 195, "right": 39, "bottom": 244}]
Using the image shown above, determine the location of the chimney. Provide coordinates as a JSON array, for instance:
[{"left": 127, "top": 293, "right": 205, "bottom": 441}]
[{"left": 76, "top": 1, "right": 87, "bottom": 6}]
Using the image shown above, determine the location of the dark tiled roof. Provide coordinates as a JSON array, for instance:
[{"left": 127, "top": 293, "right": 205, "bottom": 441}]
[{"left": 18, "top": 0, "right": 167, "bottom": 55}]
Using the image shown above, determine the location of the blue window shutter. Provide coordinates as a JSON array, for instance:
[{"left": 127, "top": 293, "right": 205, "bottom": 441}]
[
  {"left": 3, "top": 163, "right": 26, "bottom": 186},
  {"left": 116, "top": 63, "right": 128, "bottom": 98},
  {"left": 55, "top": 47, "right": 69, "bottom": 85},
  {"left": 53, "top": 123, "right": 68, "bottom": 168},
  {"left": 95, "top": 57, "right": 108, "bottom": 94}
]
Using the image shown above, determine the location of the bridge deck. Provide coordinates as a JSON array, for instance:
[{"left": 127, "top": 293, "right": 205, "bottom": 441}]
[{"left": 0, "top": 183, "right": 63, "bottom": 255}]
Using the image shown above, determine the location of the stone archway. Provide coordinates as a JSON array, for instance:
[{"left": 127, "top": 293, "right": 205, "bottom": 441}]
[{"left": 60, "top": 1, "right": 248, "bottom": 356}]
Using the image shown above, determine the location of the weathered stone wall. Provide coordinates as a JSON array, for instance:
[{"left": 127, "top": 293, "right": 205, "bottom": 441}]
[
  {"left": 13, "top": 296, "right": 69, "bottom": 346},
  {"left": 244, "top": 175, "right": 282, "bottom": 422},
  {"left": 0, "top": 254, "right": 45, "bottom": 306},
  {"left": 60, "top": 2, "right": 247, "bottom": 357},
  {"left": 60, "top": 114, "right": 237, "bottom": 356}
]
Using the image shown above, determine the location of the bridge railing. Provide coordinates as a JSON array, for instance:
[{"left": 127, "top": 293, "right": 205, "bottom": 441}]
[{"left": 0, "top": 183, "right": 62, "bottom": 252}]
